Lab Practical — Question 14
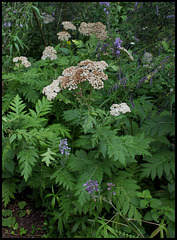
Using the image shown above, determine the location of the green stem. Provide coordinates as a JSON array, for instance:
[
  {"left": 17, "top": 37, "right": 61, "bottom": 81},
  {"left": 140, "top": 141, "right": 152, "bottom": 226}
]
[
  {"left": 32, "top": 8, "right": 47, "bottom": 46},
  {"left": 103, "top": 198, "right": 144, "bottom": 238}
]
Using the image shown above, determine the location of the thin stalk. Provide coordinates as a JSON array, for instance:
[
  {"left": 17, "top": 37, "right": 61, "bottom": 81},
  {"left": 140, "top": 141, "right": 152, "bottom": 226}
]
[
  {"left": 32, "top": 8, "right": 47, "bottom": 46},
  {"left": 103, "top": 198, "right": 144, "bottom": 238}
]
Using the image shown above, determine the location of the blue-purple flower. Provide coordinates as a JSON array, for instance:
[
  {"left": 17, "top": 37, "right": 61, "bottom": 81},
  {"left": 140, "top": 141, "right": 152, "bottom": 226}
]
[
  {"left": 59, "top": 138, "right": 71, "bottom": 155},
  {"left": 99, "top": 2, "right": 110, "bottom": 7},
  {"left": 83, "top": 180, "right": 99, "bottom": 194},
  {"left": 99, "top": 2, "right": 110, "bottom": 14},
  {"left": 114, "top": 37, "right": 123, "bottom": 55},
  {"left": 107, "top": 182, "right": 116, "bottom": 195}
]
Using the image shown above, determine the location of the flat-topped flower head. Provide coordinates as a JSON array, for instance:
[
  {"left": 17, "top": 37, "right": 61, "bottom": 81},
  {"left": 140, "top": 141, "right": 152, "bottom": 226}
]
[
  {"left": 42, "top": 59, "right": 108, "bottom": 100},
  {"left": 13, "top": 56, "right": 31, "bottom": 68},
  {"left": 110, "top": 103, "right": 131, "bottom": 116},
  {"left": 41, "top": 46, "right": 57, "bottom": 60},
  {"left": 62, "top": 21, "right": 76, "bottom": 30},
  {"left": 78, "top": 22, "right": 108, "bottom": 40},
  {"left": 57, "top": 31, "right": 71, "bottom": 41},
  {"left": 42, "top": 12, "right": 55, "bottom": 24}
]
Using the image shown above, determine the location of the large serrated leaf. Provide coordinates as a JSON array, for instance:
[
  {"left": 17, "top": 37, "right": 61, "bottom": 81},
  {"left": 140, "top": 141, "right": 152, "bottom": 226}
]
[{"left": 17, "top": 148, "right": 39, "bottom": 182}]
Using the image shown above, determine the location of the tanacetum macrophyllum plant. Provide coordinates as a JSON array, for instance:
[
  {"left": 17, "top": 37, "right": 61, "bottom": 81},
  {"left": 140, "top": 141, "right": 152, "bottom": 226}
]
[{"left": 2, "top": 2, "right": 175, "bottom": 239}]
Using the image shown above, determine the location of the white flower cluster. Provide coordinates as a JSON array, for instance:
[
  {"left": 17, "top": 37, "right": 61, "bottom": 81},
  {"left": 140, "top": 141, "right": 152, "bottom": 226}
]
[
  {"left": 13, "top": 56, "right": 31, "bottom": 68},
  {"left": 42, "top": 79, "right": 61, "bottom": 101},
  {"left": 41, "top": 46, "right": 57, "bottom": 60},
  {"left": 42, "top": 59, "right": 108, "bottom": 101},
  {"left": 42, "top": 12, "right": 55, "bottom": 24},
  {"left": 78, "top": 22, "right": 108, "bottom": 40},
  {"left": 62, "top": 21, "right": 76, "bottom": 30},
  {"left": 57, "top": 31, "right": 71, "bottom": 41},
  {"left": 142, "top": 52, "right": 154, "bottom": 68},
  {"left": 110, "top": 103, "right": 131, "bottom": 116}
]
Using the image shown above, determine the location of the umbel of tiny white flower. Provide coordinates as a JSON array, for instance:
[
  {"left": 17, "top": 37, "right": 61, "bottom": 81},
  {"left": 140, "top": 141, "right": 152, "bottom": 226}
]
[
  {"left": 78, "top": 22, "right": 108, "bottom": 40},
  {"left": 110, "top": 103, "right": 131, "bottom": 116},
  {"left": 57, "top": 31, "right": 71, "bottom": 41},
  {"left": 41, "top": 46, "right": 57, "bottom": 60},
  {"left": 62, "top": 21, "right": 76, "bottom": 30},
  {"left": 42, "top": 59, "right": 108, "bottom": 101},
  {"left": 13, "top": 56, "right": 31, "bottom": 68},
  {"left": 42, "top": 12, "right": 55, "bottom": 24}
]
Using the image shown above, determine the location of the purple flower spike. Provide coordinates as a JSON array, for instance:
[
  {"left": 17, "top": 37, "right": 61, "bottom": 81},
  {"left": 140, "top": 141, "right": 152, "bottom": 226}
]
[
  {"left": 83, "top": 180, "right": 99, "bottom": 194},
  {"left": 107, "top": 182, "right": 116, "bottom": 194},
  {"left": 99, "top": 2, "right": 110, "bottom": 7},
  {"left": 59, "top": 138, "right": 71, "bottom": 155},
  {"left": 114, "top": 38, "right": 123, "bottom": 55},
  {"left": 99, "top": 2, "right": 110, "bottom": 15}
]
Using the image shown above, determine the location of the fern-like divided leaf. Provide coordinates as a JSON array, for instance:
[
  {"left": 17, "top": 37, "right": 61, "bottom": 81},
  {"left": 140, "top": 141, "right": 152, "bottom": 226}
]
[
  {"left": 2, "top": 178, "right": 19, "bottom": 207},
  {"left": 122, "top": 133, "right": 153, "bottom": 158},
  {"left": 40, "top": 148, "right": 56, "bottom": 167},
  {"left": 2, "top": 92, "right": 17, "bottom": 114},
  {"left": 141, "top": 112, "right": 175, "bottom": 137},
  {"left": 46, "top": 123, "right": 71, "bottom": 138},
  {"left": 8, "top": 94, "right": 27, "bottom": 119},
  {"left": 34, "top": 96, "right": 53, "bottom": 118},
  {"left": 99, "top": 127, "right": 152, "bottom": 166},
  {"left": 68, "top": 150, "right": 90, "bottom": 172},
  {"left": 17, "top": 147, "right": 39, "bottom": 182},
  {"left": 140, "top": 151, "right": 175, "bottom": 180},
  {"left": 51, "top": 168, "right": 75, "bottom": 190},
  {"left": 63, "top": 109, "right": 97, "bottom": 133},
  {"left": 115, "top": 172, "right": 142, "bottom": 223},
  {"left": 63, "top": 109, "right": 82, "bottom": 125}
]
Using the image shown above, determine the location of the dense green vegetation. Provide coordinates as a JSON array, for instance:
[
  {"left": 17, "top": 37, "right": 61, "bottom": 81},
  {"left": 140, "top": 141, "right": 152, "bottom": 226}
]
[{"left": 2, "top": 2, "right": 175, "bottom": 238}]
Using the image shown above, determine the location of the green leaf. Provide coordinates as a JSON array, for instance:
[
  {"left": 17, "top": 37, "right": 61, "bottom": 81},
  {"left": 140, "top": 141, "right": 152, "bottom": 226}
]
[
  {"left": 18, "top": 201, "right": 27, "bottom": 210},
  {"left": 9, "top": 134, "right": 16, "bottom": 144},
  {"left": 123, "top": 133, "right": 153, "bottom": 158},
  {"left": 2, "top": 209, "right": 12, "bottom": 217},
  {"left": 46, "top": 123, "right": 71, "bottom": 138},
  {"left": 31, "top": 5, "right": 41, "bottom": 16},
  {"left": 14, "top": 43, "right": 20, "bottom": 52},
  {"left": 40, "top": 148, "right": 56, "bottom": 167},
  {"left": 115, "top": 174, "right": 142, "bottom": 221},
  {"left": 68, "top": 150, "right": 89, "bottom": 171},
  {"left": 20, "top": 227, "right": 27, "bottom": 235},
  {"left": 17, "top": 148, "right": 39, "bottom": 182},
  {"left": 100, "top": 141, "right": 107, "bottom": 158},
  {"left": 82, "top": 114, "right": 96, "bottom": 133},
  {"left": 72, "top": 40, "right": 84, "bottom": 48},
  {"left": 161, "top": 41, "right": 169, "bottom": 51},
  {"left": 8, "top": 94, "right": 27, "bottom": 118},
  {"left": 140, "top": 199, "right": 149, "bottom": 208},
  {"left": 2, "top": 178, "right": 18, "bottom": 207},
  {"left": 142, "top": 112, "right": 175, "bottom": 137},
  {"left": 63, "top": 109, "right": 82, "bottom": 125},
  {"left": 2, "top": 216, "right": 16, "bottom": 228},
  {"left": 15, "top": 36, "right": 24, "bottom": 48},
  {"left": 141, "top": 151, "right": 174, "bottom": 180},
  {"left": 35, "top": 96, "right": 52, "bottom": 117},
  {"left": 150, "top": 226, "right": 161, "bottom": 238},
  {"left": 10, "top": 44, "right": 13, "bottom": 56},
  {"left": 149, "top": 199, "right": 162, "bottom": 208},
  {"left": 100, "top": 127, "right": 127, "bottom": 165},
  {"left": 59, "top": 47, "right": 71, "bottom": 55},
  {"left": 51, "top": 168, "right": 75, "bottom": 190}
]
